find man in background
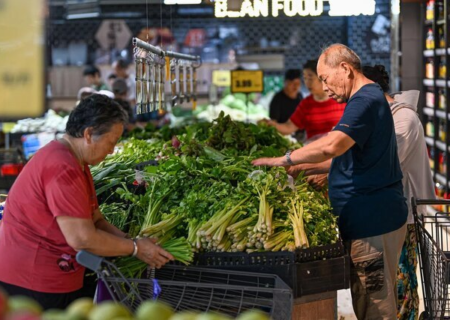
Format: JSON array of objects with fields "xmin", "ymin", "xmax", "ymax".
[
  {"xmin": 83, "ymin": 65, "xmax": 108, "ymax": 91},
  {"xmin": 269, "ymin": 69, "xmax": 302, "ymax": 123}
]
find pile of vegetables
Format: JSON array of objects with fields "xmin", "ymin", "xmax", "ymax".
[
  {"xmin": 169, "ymin": 91, "xmax": 268, "ymax": 125},
  {"xmin": 11, "ymin": 110, "xmax": 68, "ymax": 133},
  {"xmin": 92, "ymin": 112, "xmax": 338, "ymax": 277}
]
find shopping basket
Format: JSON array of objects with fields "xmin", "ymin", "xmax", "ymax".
[
  {"xmin": 76, "ymin": 250, "xmax": 293, "ymax": 319},
  {"xmin": 412, "ymin": 198, "xmax": 450, "ymax": 320}
]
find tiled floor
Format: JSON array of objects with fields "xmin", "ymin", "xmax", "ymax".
[{"xmin": 337, "ymin": 289, "xmax": 357, "ymax": 320}]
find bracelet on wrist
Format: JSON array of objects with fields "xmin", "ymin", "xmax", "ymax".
[
  {"xmin": 131, "ymin": 238, "xmax": 138, "ymax": 257},
  {"xmin": 285, "ymin": 150, "xmax": 295, "ymax": 166}
]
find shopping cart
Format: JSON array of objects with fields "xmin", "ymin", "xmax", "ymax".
[
  {"xmin": 412, "ymin": 198, "xmax": 450, "ymax": 319},
  {"xmin": 76, "ymin": 250, "xmax": 293, "ymax": 319}
]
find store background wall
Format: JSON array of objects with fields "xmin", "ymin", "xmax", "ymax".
[
  {"xmin": 348, "ymin": 0, "xmax": 391, "ymax": 70},
  {"xmin": 47, "ymin": 0, "xmax": 392, "ymax": 101},
  {"xmin": 400, "ymin": 2, "xmax": 423, "ymax": 91}
]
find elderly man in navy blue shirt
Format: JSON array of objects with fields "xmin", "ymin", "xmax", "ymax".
[{"xmin": 252, "ymin": 44, "xmax": 407, "ymax": 319}]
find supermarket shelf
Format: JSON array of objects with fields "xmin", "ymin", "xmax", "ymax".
[
  {"xmin": 423, "ymin": 79, "xmax": 448, "ymax": 87},
  {"xmin": 424, "ymin": 50, "xmax": 434, "ymax": 57},
  {"xmin": 436, "ymin": 173, "xmax": 448, "ymax": 186},
  {"xmin": 423, "ymin": 107, "xmax": 434, "ymax": 116},
  {"xmin": 437, "ymin": 110, "xmax": 447, "ymax": 119},
  {"xmin": 425, "ymin": 136, "xmax": 435, "ymax": 147},
  {"xmin": 436, "ymin": 140, "xmax": 447, "ymax": 152},
  {"xmin": 423, "ymin": 48, "xmax": 448, "ymax": 56},
  {"xmin": 438, "ymin": 19, "xmax": 446, "ymax": 25}
]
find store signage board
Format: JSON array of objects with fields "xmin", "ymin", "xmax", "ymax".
[
  {"xmin": 215, "ymin": 0, "xmax": 376, "ymax": 18},
  {"xmin": 212, "ymin": 70, "xmax": 231, "ymax": 87},
  {"xmin": 231, "ymin": 70, "xmax": 264, "ymax": 93},
  {"xmin": 0, "ymin": 0, "xmax": 45, "ymax": 120}
]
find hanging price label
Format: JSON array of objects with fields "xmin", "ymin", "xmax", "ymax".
[{"xmin": 230, "ymin": 70, "xmax": 264, "ymax": 93}]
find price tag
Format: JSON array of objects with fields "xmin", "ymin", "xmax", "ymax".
[
  {"xmin": 230, "ymin": 70, "xmax": 264, "ymax": 93},
  {"xmin": 212, "ymin": 70, "xmax": 231, "ymax": 87}
]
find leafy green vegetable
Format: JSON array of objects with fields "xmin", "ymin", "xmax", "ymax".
[{"xmin": 92, "ymin": 112, "xmax": 338, "ymax": 275}]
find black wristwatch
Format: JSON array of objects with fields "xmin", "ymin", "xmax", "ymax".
[{"xmin": 285, "ymin": 150, "xmax": 294, "ymax": 166}]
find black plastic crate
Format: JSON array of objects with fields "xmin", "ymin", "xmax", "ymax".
[{"xmin": 193, "ymin": 242, "xmax": 350, "ymax": 298}]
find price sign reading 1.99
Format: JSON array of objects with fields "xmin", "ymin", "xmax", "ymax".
[{"xmin": 231, "ymin": 70, "xmax": 264, "ymax": 93}]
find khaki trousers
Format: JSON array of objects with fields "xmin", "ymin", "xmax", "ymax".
[{"xmin": 344, "ymin": 223, "xmax": 407, "ymax": 320}]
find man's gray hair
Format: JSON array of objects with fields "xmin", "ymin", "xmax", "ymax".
[{"xmin": 320, "ymin": 44, "xmax": 362, "ymax": 71}]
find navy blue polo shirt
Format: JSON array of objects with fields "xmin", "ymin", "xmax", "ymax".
[{"xmin": 329, "ymin": 83, "xmax": 407, "ymax": 240}]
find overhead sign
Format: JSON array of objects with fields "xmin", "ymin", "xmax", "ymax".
[
  {"xmin": 231, "ymin": 70, "xmax": 264, "ymax": 93},
  {"xmin": 95, "ymin": 20, "xmax": 132, "ymax": 50},
  {"xmin": 165, "ymin": 0, "xmax": 201, "ymax": 4},
  {"xmin": 328, "ymin": 0, "xmax": 376, "ymax": 16},
  {"xmin": 0, "ymin": 0, "xmax": 45, "ymax": 120},
  {"xmin": 212, "ymin": 70, "xmax": 231, "ymax": 87},
  {"xmin": 215, "ymin": 0, "xmax": 376, "ymax": 18}
]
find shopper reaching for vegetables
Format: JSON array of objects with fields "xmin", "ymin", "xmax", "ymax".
[
  {"xmin": 253, "ymin": 44, "xmax": 408, "ymax": 320},
  {"xmin": 0, "ymin": 94, "xmax": 173, "ymax": 310}
]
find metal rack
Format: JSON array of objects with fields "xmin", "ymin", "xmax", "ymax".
[
  {"xmin": 133, "ymin": 38, "xmax": 201, "ymax": 62},
  {"xmin": 132, "ymin": 38, "xmax": 202, "ymax": 115}
]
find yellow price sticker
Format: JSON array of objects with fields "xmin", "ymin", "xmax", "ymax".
[
  {"xmin": 230, "ymin": 70, "xmax": 264, "ymax": 93},
  {"xmin": 212, "ymin": 70, "xmax": 231, "ymax": 87}
]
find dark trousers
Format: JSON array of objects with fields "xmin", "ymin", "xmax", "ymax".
[{"xmin": 0, "ymin": 271, "xmax": 97, "ymax": 310}]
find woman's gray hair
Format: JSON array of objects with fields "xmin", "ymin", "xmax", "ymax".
[
  {"xmin": 66, "ymin": 94, "xmax": 128, "ymax": 138},
  {"xmin": 321, "ymin": 44, "xmax": 362, "ymax": 71}
]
